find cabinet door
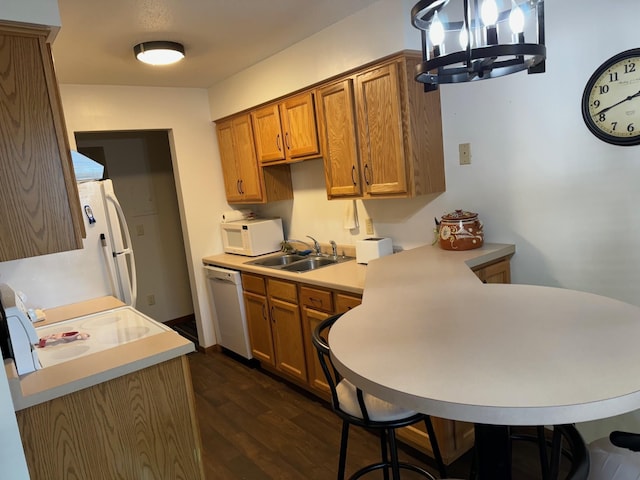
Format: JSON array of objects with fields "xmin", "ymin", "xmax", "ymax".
[
  {"xmin": 252, "ymin": 104, "xmax": 285, "ymax": 163},
  {"xmin": 316, "ymin": 80, "xmax": 362, "ymax": 198},
  {"xmin": 474, "ymin": 258, "xmax": 511, "ymax": 284},
  {"xmin": 270, "ymin": 297, "xmax": 307, "ymax": 382},
  {"xmin": 280, "ymin": 92, "xmax": 320, "ymax": 160},
  {"xmin": 355, "ymin": 62, "xmax": 408, "ymax": 196},
  {"xmin": 0, "ymin": 26, "xmax": 83, "ymax": 261},
  {"xmin": 216, "ymin": 115, "xmax": 263, "ymax": 203},
  {"xmin": 335, "ymin": 293, "xmax": 362, "ymax": 313},
  {"xmin": 301, "ymin": 307, "xmax": 331, "ymax": 395},
  {"xmin": 244, "ymin": 291, "xmax": 275, "ymax": 366}
]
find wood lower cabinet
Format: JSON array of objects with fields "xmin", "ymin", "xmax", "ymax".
[
  {"xmin": 0, "ymin": 23, "xmax": 84, "ymax": 261},
  {"xmin": 251, "ymin": 91, "xmax": 321, "ymax": 164},
  {"xmin": 216, "ymin": 113, "xmax": 293, "ymax": 204},
  {"xmin": 16, "ymin": 356, "xmax": 204, "ymax": 480},
  {"xmin": 473, "ymin": 257, "xmax": 512, "ymax": 284},
  {"xmin": 242, "ymin": 273, "xmax": 307, "ymax": 383}
]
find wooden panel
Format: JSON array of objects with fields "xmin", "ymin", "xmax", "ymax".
[
  {"xmin": 398, "ymin": 417, "xmax": 474, "ymax": 465},
  {"xmin": 300, "ymin": 285, "xmax": 333, "ymax": 313},
  {"xmin": 0, "ymin": 27, "xmax": 83, "ymax": 260},
  {"xmin": 267, "ymin": 278, "xmax": 298, "ymax": 303},
  {"xmin": 244, "ymin": 290, "xmax": 274, "ymax": 365},
  {"xmin": 216, "ymin": 119, "xmax": 243, "ymax": 202},
  {"xmin": 232, "ymin": 114, "xmax": 263, "ymax": 202},
  {"xmin": 473, "ymin": 258, "xmax": 512, "ymax": 284},
  {"xmin": 241, "ymin": 273, "xmax": 266, "ymax": 295},
  {"xmin": 316, "ymin": 79, "xmax": 362, "ymax": 198},
  {"xmin": 252, "ymin": 104, "xmax": 285, "ymax": 163},
  {"xmin": 280, "ymin": 92, "xmax": 320, "ymax": 160},
  {"xmin": 335, "ymin": 292, "xmax": 362, "ymax": 313},
  {"xmin": 301, "ymin": 307, "xmax": 331, "ymax": 396},
  {"xmin": 356, "ymin": 62, "xmax": 408, "ymax": 196},
  {"xmin": 16, "ymin": 357, "xmax": 204, "ymax": 480},
  {"xmin": 270, "ymin": 297, "xmax": 307, "ymax": 382}
]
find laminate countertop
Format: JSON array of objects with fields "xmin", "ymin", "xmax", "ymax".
[
  {"xmin": 202, "ymin": 243, "xmax": 515, "ymax": 295},
  {"xmin": 5, "ymin": 296, "xmax": 194, "ymax": 411}
]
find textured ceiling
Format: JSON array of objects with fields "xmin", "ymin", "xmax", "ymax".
[{"xmin": 51, "ymin": 0, "xmax": 380, "ymax": 88}]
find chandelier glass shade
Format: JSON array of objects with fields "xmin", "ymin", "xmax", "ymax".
[{"xmin": 411, "ymin": 0, "xmax": 546, "ymax": 90}]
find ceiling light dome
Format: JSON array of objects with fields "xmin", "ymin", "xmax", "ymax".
[{"xmin": 133, "ymin": 41, "xmax": 185, "ymax": 66}]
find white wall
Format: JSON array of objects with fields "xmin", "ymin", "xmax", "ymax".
[
  {"xmin": 0, "ymin": 0, "xmax": 60, "ymax": 27},
  {"xmin": 59, "ymin": 85, "xmax": 225, "ymax": 348},
  {"xmin": 206, "ymin": 0, "xmax": 640, "ymax": 441}
]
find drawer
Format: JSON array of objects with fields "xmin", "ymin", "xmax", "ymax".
[
  {"xmin": 300, "ymin": 286, "xmax": 333, "ymax": 312},
  {"xmin": 335, "ymin": 293, "xmax": 362, "ymax": 313},
  {"xmin": 267, "ymin": 278, "xmax": 298, "ymax": 303},
  {"xmin": 242, "ymin": 273, "xmax": 266, "ymax": 295}
]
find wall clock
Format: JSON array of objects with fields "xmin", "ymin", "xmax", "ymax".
[{"xmin": 581, "ymin": 48, "xmax": 640, "ymax": 146}]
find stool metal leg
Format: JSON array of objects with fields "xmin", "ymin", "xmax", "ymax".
[
  {"xmin": 424, "ymin": 416, "xmax": 448, "ymax": 478},
  {"xmin": 338, "ymin": 421, "xmax": 349, "ymax": 480},
  {"xmin": 381, "ymin": 429, "xmax": 390, "ymax": 480},
  {"xmin": 387, "ymin": 428, "xmax": 402, "ymax": 480}
]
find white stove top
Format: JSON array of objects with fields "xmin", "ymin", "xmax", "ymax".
[{"xmin": 35, "ymin": 307, "xmax": 171, "ymax": 368}]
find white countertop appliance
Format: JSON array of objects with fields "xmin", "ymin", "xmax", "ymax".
[
  {"xmin": 356, "ymin": 237, "xmax": 393, "ymax": 264},
  {"xmin": 0, "ymin": 284, "xmax": 41, "ymax": 375},
  {"xmin": 221, "ymin": 217, "xmax": 284, "ymax": 256}
]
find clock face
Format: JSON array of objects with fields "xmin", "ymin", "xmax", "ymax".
[{"xmin": 582, "ymin": 48, "xmax": 640, "ymax": 146}]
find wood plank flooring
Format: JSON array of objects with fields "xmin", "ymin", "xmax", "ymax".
[{"xmin": 188, "ymin": 350, "xmax": 556, "ymax": 479}]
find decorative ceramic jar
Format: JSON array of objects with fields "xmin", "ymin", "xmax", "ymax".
[{"xmin": 438, "ymin": 209, "xmax": 483, "ymax": 251}]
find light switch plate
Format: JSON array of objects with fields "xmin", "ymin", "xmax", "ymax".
[
  {"xmin": 459, "ymin": 143, "xmax": 471, "ymax": 165},
  {"xmin": 365, "ymin": 218, "xmax": 374, "ymax": 235}
]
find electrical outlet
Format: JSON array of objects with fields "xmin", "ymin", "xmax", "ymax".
[
  {"xmin": 365, "ymin": 218, "xmax": 374, "ymax": 235},
  {"xmin": 146, "ymin": 294, "xmax": 156, "ymax": 306},
  {"xmin": 459, "ymin": 143, "xmax": 471, "ymax": 165},
  {"xmin": 136, "ymin": 224, "xmax": 145, "ymax": 236}
]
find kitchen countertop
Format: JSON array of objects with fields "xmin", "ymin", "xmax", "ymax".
[
  {"xmin": 5, "ymin": 296, "xmax": 194, "ymax": 411},
  {"xmin": 202, "ymin": 243, "xmax": 515, "ymax": 295}
]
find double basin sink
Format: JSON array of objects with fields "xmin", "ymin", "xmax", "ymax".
[{"xmin": 247, "ymin": 253, "xmax": 353, "ymax": 273}]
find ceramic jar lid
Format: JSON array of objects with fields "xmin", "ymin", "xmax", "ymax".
[{"xmin": 441, "ymin": 209, "xmax": 478, "ymax": 222}]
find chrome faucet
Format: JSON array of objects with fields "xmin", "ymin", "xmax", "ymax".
[
  {"xmin": 330, "ymin": 240, "xmax": 338, "ymax": 258},
  {"xmin": 307, "ymin": 235, "xmax": 321, "ymax": 255}
]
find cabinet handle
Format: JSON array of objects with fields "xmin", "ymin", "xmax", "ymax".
[
  {"xmin": 285, "ymin": 132, "xmax": 291, "ymax": 150},
  {"xmin": 364, "ymin": 164, "xmax": 371, "ymax": 185},
  {"xmin": 270, "ymin": 306, "xmax": 275, "ymax": 322},
  {"xmin": 276, "ymin": 134, "xmax": 282, "ymax": 152},
  {"xmin": 351, "ymin": 165, "xmax": 357, "ymax": 186},
  {"xmin": 309, "ymin": 297, "xmax": 323, "ymax": 307},
  {"xmin": 236, "ymin": 179, "xmax": 242, "ymax": 194},
  {"xmin": 262, "ymin": 304, "xmax": 267, "ymax": 320},
  {"xmin": 238, "ymin": 179, "xmax": 244, "ymax": 194}
]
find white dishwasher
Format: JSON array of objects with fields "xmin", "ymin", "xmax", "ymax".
[{"xmin": 204, "ymin": 265, "xmax": 252, "ymax": 359}]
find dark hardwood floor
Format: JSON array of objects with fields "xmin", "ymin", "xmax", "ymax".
[{"xmin": 188, "ymin": 350, "xmax": 556, "ymax": 479}]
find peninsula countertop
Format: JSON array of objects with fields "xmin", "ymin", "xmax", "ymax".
[
  {"xmin": 5, "ymin": 296, "xmax": 194, "ymax": 410},
  {"xmin": 202, "ymin": 243, "xmax": 515, "ymax": 295},
  {"xmin": 329, "ymin": 243, "xmax": 640, "ymax": 427}
]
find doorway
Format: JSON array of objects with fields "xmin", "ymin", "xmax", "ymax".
[{"xmin": 75, "ymin": 130, "xmax": 196, "ymax": 342}]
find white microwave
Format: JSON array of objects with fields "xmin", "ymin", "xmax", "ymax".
[{"xmin": 221, "ymin": 218, "xmax": 284, "ymax": 256}]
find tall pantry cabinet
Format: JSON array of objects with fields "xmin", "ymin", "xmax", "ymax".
[{"xmin": 0, "ymin": 23, "xmax": 84, "ymax": 261}]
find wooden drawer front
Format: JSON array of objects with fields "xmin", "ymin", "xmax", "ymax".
[
  {"xmin": 300, "ymin": 286, "xmax": 333, "ymax": 312},
  {"xmin": 242, "ymin": 273, "xmax": 266, "ymax": 295},
  {"xmin": 267, "ymin": 278, "xmax": 298, "ymax": 303},
  {"xmin": 335, "ymin": 293, "xmax": 362, "ymax": 313}
]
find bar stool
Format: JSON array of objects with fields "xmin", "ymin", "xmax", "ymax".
[{"xmin": 312, "ymin": 313, "xmax": 448, "ymax": 480}]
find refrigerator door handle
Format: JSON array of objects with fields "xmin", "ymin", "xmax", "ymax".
[{"xmin": 105, "ymin": 192, "xmax": 138, "ymax": 307}]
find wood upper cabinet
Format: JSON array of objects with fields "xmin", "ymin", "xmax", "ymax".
[
  {"xmin": 216, "ymin": 114, "xmax": 293, "ymax": 204},
  {"xmin": 0, "ymin": 24, "xmax": 84, "ymax": 261},
  {"xmin": 251, "ymin": 92, "xmax": 321, "ymax": 164},
  {"xmin": 318, "ymin": 53, "xmax": 445, "ymax": 200},
  {"xmin": 315, "ymin": 79, "xmax": 362, "ymax": 198}
]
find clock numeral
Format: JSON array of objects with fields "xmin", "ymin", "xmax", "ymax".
[
  {"xmin": 599, "ymin": 85, "xmax": 610, "ymax": 94},
  {"xmin": 598, "ymin": 113, "xmax": 606, "ymax": 122},
  {"xmin": 609, "ymin": 72, "xmax": 619, "ymax": 82},
  {"xmin": 593, "ymin": 99, "xmax": 601, "ymax": 108},
  {"xmin": 628, "ymin": 123, "xmax": 635, "ymax": 133},
  {"xmin": 625, "ymin": 62, "xmax": 636, "ymax": 74},
  {"xmin": 611, "ymin": 121, "xmax": 618, "ymax": 131}
]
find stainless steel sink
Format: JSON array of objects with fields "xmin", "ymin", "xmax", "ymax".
[
  {"xmin": 248, "ymin": 254, "xmax": 307, "ymax": 267},
  {"xmin": 246, "ymin": 253, "xmax": 353, "ymax": 273},
  {"xmin": 281, "ymin": 256, "xmax": 338, "ymax": 272}
]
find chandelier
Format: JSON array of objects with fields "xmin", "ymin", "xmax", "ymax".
[{"xmin": 411, "ymin": 0, "xmax": 546, "ymax": 90}]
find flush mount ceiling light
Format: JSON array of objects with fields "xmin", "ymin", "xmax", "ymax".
[
  {"xmin": 133, "ymin": 41, "xmax": 185, "ymax": 66},
  {"xmin": 411, "ymin": 0, "xmax": 546, "ymax": 91}
]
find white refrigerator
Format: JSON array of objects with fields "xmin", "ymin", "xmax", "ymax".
[{"xmin": 0, "ymin": 179, "xmax": 137, "ymax": 310}]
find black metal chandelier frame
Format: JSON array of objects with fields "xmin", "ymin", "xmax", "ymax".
[{"xmin": 411, "ymin": 0, "xmax": 546, "ymax": 89}]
